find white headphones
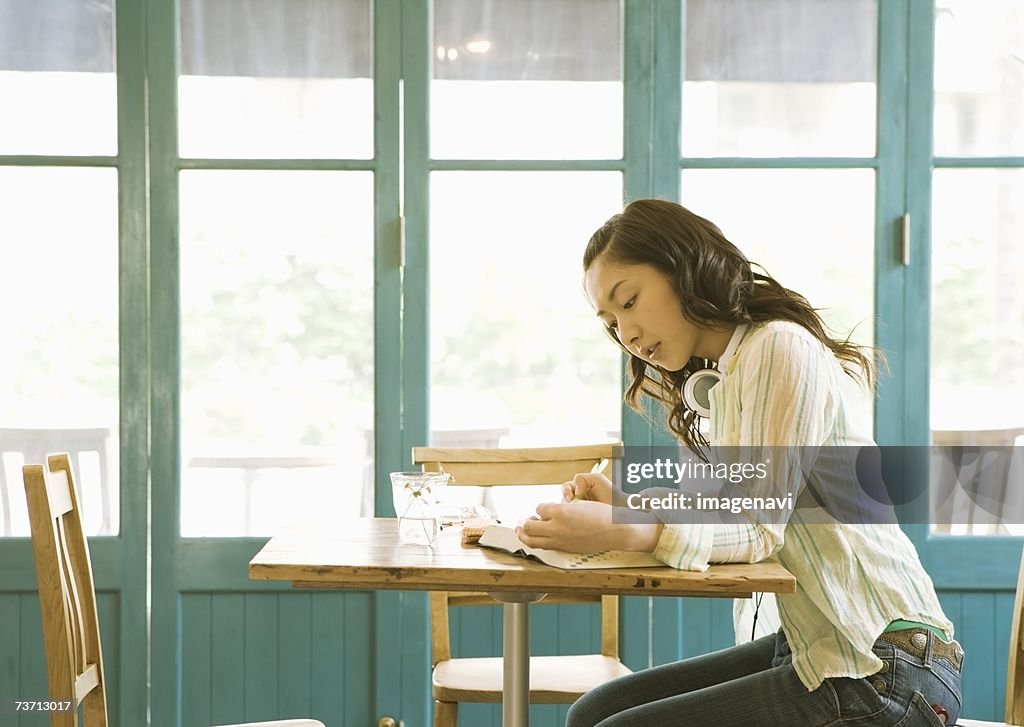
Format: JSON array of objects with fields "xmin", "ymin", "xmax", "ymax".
[{"xmin": 682, "ymin": 368, "xmax": 723, "ymax": 419}]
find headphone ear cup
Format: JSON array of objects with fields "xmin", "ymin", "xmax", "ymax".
[{"xmin": 683, "ymin": 368, "xmax": 723, "ymax": 418}]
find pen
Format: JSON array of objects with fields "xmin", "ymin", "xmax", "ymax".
[{"xmin": 572, "ymin": 458, "xmax": 609, "ymax": 501}]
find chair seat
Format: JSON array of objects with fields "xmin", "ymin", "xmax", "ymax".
[
  {"xmin": 956, "ymin": 720, "xmax": 1012, "ymax": 726},
  {"xmin": 212, "ymin": 721, "xmax": 326, "ymax": 727},
  {"xmin": 433, "ymin": 654, "xmax": 632, "ymax": 704}
]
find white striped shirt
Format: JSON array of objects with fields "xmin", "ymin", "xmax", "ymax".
[{"xmin": 652, "ymin": 320, "xmax": 953, "ymax": 691}]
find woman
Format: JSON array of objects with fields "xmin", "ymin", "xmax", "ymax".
[{"xmin": 516, "ymin": 199, "xmax": 963, "ymax": 726}]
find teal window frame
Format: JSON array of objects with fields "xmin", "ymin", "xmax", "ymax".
[{"xmin": 3, "ymin": 1, "xmax": 1018, "ymax": 724}]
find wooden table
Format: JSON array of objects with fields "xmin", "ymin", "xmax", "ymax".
[{"xmin": 249, "ymin": 518, "xmax": 796, "ymax": 727}]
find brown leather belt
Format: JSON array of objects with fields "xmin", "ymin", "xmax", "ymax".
[{"xmin": 876, "ymin": 627, "xmax": 964, "ymax": 672}]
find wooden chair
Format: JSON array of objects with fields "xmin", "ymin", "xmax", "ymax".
[
  {"xmin": 956, "ymin": 544, "xmax": 1024, "ymax": 726},
  {"xmin": 23, "ymin": 453, "xmax": 325, "ymax": 727},
  {"xmin": 412, "ymin": 443, "xmax": 631, "ymax": 727}
]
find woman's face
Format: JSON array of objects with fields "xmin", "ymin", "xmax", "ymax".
[{"xmin": 584, "ymin": 256, "xmax": 731, "ymax": 371}]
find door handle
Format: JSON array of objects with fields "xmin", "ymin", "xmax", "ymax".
[{"xmin": 901, "ymin": 213, "xmax": 910, "ymax": 266}]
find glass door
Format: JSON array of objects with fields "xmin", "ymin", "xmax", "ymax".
[
  {"xmin": 149, "ymin": 1, "xmax": 391, "ymax": 725},
  {"xmin": 413, "ymin": 2, "xmax": 626, "ymax": 723},
  {"xmin": 918, "ymin": 1, "xmax": 1024, "ymax": 719},
  {"xmin": 0, "ymin": 1, "xmax": 149, "ymax": 722},
  {"xmin": 668, "ymin": 0, "xmax": 882, "ymax": 655},
  {"xmin": 928, "ymin": 0, "xmax": 1024, "ymax": 536}
]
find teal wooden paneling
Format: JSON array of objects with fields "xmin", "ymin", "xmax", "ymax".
[
  {"xmin": 678, "ymin": 597, "xmax": 734, "ymax": 662},
  {"xmin": 713, "ymin": 600, "xmax": 736, "ymax": 653},
  {"xmin": 653, "ymin": 597, "xmax": 681, "ymax": 666},
  {"xmin": 681, "ymin": 598, "xmax": 712, "ymax": 660},
  {"xmin": 310, "ymin": 594, "xmax": 348, "ymax": 723},
  {"xmin": 0, "ymin": 593, "xmax": 119, "ymax": 727},
  {"xmin": 211, "ymin": 595, "xmax": 246, "ymax": 724},
  {"xmin": 961, "ymin": 593, "xmax": 999, "ymax": 720},
  {"xmin": 0, "ymin": 594, "xmax": 43, "ymax": 727},
  {"xmin": 936, "ymin": 590, "xmax": 961, "ymax": 641},
  {"xmin": 339, "ymin": 593, "xmax": 374, "ymax": 726},
  {"xmin": 457, "ymin": 697, "xmax": 497, "ymax": 725},
  {"xmin": 243, "ymin": 595, "xmax": 280, "ymax": 722},
  {"xmin": 0, "ymin": 595, "xmax": 20, "ymax": 705},
  {"xmin": 365, "ymin": 591, "xmax": 431, "ymax": 725},
  {"xmin": 344, "ymin": 593, "xmax": 376, "ymax": 727},
  {"xmin": 181, "ymin": 594, "xmax": 212, "ymax": 726},
  {"xmin": 936, "ymin": 589, "xmax": 1017, "ymax": 723},
  {"xmin": 553, "ymin": 604, "xmax": 599, "ymax": 655},
  {"xmin": 278, "ymin": 595, "xmax": 313, "ymax": 718},
  {"xmin": 96, "ymin": 593, "xmax": 121, "ymax": 727},
  {"xmin": 17, "ymin": 595, "xmax": 47, "ymax": 727},
  {"xmin": 178, "ymin": 592, "xmax": 370, "ymax": 727}
]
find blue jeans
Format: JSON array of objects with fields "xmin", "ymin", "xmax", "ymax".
[{"xmin": 566, "ymin": 629, "xmax": 962, "ymax": 726}]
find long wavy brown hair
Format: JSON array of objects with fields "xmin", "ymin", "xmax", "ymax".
[{"xmin": 584, "ymin": 199, "xmax": 880, "ymax": 457}]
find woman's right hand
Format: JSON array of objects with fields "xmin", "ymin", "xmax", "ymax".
[{"xmin": 561, "ymin": 472, "xmax": 616, "ymax": 505}]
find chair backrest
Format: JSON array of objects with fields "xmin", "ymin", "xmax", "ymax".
[
  {"xmin": 23, "ymin": 454, "xmax": 108, "ymax": 727},
  {"xmin": 411, "ymin": 443, "xmax": 622, "ymax": 666}
]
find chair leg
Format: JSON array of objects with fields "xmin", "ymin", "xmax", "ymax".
[{"xmin": 433, "ymin": 700, "xmax": 457, "ymax": 727}]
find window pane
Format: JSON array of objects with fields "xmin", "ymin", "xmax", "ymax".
[
  {"xmin": 180, "ymin": 171, "xmax": 373, "ymax": 536},
  {"xmin": 178, "ymin": 0, "xmax": 372, "ymax": 159},
  {"xmin": 931, "ymin": 170, "xmax": 1024, "ymax": 432},
  {"xmin": 683, "ymin": 0, "xmax": 877, "ymax": 157},
  {"xmin": 431, "ymin": 0, "xmax": 622, "ymax": 159},
  {"xmin": 430, "ymin": 172, "xmax": 622, "ymax": 520},
  {"xmin": 0, "ymin": 0, "xmax": 116, "ymax": 155},
  {"xmin": 0, "ymin": 168, "xmax": 119, "ymax": 537},
  {"xmin": 934, "ymin": 0, "xmax": 1024, "ymax": 156},
  {"xmin": 930, "ymin": 170, "xmax": 1024, "ymax": 535},
  {"xmin": 680, "ymin": 170, "xmax": 876, "ymax": 362}
]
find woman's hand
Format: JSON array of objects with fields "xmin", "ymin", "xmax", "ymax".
[
  {"xmin": 560, "ymin": 472, "xmax": 616, "ymax": 505},
  {"xmin": 516, "ymin": 500, "xmax": 663, "ymax": 554}
]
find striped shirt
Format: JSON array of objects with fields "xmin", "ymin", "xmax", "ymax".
[{"xmin": 651, "ymin": 320, "xmax": 953, "ymax": 691}]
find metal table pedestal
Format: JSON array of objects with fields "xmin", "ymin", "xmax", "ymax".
[{"xmin": 491, "ymin": 592, "xmax": 547, "ymax": 727}]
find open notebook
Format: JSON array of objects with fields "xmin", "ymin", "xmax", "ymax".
[{"xmin": 477, "ymin": 525, "xmax": 664, "ymax": 570}]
